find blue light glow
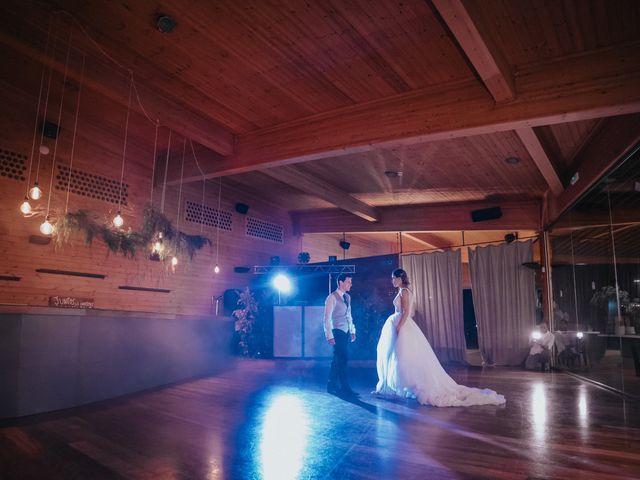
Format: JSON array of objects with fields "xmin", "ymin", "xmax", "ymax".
[
  {"xmin": 259, "ymin": 394, "xmax": 309, "ymax": 480},
  {"xmin": 272, "ymin": 274, "xmax": 292, "ymax": 294}
]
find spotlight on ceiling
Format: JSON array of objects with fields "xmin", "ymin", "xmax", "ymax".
[
  {"xmin": 505, "ymin": 156, "xmax": 520, "ymax": 165},
  {"xmin": 339, "ymin": 240, "xmax": 350, "ymax": 250},
  {"xmin": 504, "ymin": 232, "xmax": 517, "ymax": 244},
  {"xmin": 156, "ymin": 14, "xmax": 177, "ymax": 33}
]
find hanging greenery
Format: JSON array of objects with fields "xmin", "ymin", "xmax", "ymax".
[{"xmin": 53, "ymin": 206, "xmax": 211, "ymax": 261}]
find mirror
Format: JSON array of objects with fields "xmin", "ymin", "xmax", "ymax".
[{"xmin": 550, "ymin": 146, "xmax": 640, "ymax": 398}]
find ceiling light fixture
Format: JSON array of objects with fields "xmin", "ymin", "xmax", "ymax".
[
  {"xmin": 505, "ymin": 157, "xmax": 520, "ymax": 165},
  {"xmin": 384, "ymin": 170, "xmax": 403, "ymax": 178}
]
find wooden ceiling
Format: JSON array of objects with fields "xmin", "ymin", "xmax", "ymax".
[{"xmin": 3, "ymin": 0, "xmax": 640, "ymax": 235}]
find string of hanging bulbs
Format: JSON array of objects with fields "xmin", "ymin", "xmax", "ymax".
[{"xmin": 18, "ymin": 12, "xmax": 226, "ymax": 278}]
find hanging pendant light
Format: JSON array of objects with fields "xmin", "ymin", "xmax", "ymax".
[
  {"xmin": 29, "ymin": 182, "xmax": 43, "ymax": 200},
  {"xmin": 171, "ymin": 138, "xmax": 186, "ymax": 273},
  {"xmin": 20, "ymin": 197, "xmax": 32, "ymax": 215},
  {"xmin": 113, "ymin": 211, "xmax": 124, "ymax": 227},
  {"xmin": 213, "ymin": 177, "xmax": 222, "ymax": 276},
  {"xmin": 40, "ymin": 216, "xmax": 54, "ymax": 235},
  {"xmin": 115, "ymin": 77, "xmax": 133, "ymax": 233},
  {"xmin": 40, "ymin": 28, "xmax": 73, "ymax": 238},
  {"xmin": 153, "ymin": 232, "xmax": 164, "ymax": 253}
]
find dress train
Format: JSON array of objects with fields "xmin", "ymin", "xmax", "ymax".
[{"xmin": 375, "ymin": 302, "xmax": 505, "ymax": 407}]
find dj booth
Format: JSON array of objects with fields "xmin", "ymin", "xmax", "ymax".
[{"xmin": 273, "ymin": 305, "xmax": 333, "ymax": 358}]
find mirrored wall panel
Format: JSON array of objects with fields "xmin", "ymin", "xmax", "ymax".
[{"xmin": 550, "ymin": 145, "xmax": 640, "ymax": 398}]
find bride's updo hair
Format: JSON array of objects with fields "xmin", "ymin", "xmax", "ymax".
[{"xmin": 392, "ymin": 268, "xmax": 410, "ymax": 287}]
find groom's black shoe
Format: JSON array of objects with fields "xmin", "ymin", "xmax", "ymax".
[
  {"xmin": 327, "ymin": 383, "xmax": 340, "ymax": 395},
  {"xmin": 339, "ymin": 387, "xmax": 360, "ymax": 398}
]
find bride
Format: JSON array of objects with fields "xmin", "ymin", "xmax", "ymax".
[{"xmin": 374, "ymin": 268, "xmax": 506, "ymax": 407}]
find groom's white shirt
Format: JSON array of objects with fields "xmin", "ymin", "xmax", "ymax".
[{"xmin": 323, "ymin": 288, "xmax": 355, "ymax": 341}]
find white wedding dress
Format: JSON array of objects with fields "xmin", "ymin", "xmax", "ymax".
[{"xmin": 375, "ymin": 288, "xmax": 505, "ymax": 407}]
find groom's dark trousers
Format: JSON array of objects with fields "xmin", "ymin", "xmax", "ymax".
[{"xmin": 328, "ymin": 329, "xmax": 350, "ymax": 390}]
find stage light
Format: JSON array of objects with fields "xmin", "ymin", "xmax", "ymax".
[
  {"xmin": 272, "ymin": 274, "xmax": 292, "ymax": 294},
  {"xmin": 531, "ymin": 331, "xmax": 542, "ymax": 340},
  {"xmin": 576, "ymin": 331, "xmax": 584, "ymax": 339},
  {"xmin": 214, "ymin": 264, "xmax": 220, "ymax": 274}
]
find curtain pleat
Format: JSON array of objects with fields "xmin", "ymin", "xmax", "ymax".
[
  {"xmin": 469, "ymin": 240, "xmax": 536, "ymax": 366},
  {"xmin": 401, "ymin": 250, "xmax": 466, "ymax": 364}
]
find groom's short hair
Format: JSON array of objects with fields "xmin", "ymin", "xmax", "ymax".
[{"xmin": 336, "ymin": 273, "xmax": 352, "ymax": 287}]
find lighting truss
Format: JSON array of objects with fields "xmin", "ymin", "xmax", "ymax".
[{"xmin": 252, "ymin": 264, "xmax": 356, "ymax": 274}]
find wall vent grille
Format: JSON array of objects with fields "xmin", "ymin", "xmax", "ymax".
[
  {"xmin": 0, "ymin": 148, "xmax": 27, "ymax": 182},
  {"xmin": 246, "ymin": 217, "xmax": 284, "ymax": 243},
  {"xmin": 55, "ymin": 165, "xmax": 128, "ymax": 205},
  {"xmin": 184, "ymin": 200, "xmax": 232, "ymax": 231}
]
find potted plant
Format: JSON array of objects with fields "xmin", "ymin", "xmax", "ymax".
[
  {"xmin": 589, "ymin": 286, "xmax": 630, "ymax": 335},
  {"xmin": 233, "ymin": 287, "xmax": 259, "ymax": 356}
]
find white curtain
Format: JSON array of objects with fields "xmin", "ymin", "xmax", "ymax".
[
  {"xmin": 469, "ymin": 240, "xmax": 536, "ymax": 366},
  {"xmin": 401, "ymin": 250, "xmax": 467, "ymax": 364}
]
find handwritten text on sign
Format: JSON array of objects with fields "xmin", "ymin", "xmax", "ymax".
[{"xmin": 49, "ymin": 296, "xmax": 95, "ymax": 309}]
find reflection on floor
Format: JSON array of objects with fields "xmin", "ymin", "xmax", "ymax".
[
  {"xmin": 1, "ymin": 359, "xmax": 639, "ymax": 479},
  {"xmin": 561, "ymin": 349, "xmax": 640, "ymax": 399}
]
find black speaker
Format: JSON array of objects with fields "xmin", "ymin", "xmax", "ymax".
[
  {"xmin": 41, "ymin": 121, "xmax": 60, "ymax": 139},
  {"xmin": 339, "ymin": 240, "xmax": 351, "ymax": 250},
  {"xmin": 235, "ymin": 203, "xmax": 249, "ymax": 214},
  {"xmin": 223, "ymin": 289, "xmax": 240, "ymax": 315},
  {"xmin": 470, "ymin": 206, "xmax": 502, "ymax": 222}
]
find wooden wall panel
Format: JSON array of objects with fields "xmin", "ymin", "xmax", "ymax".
[
  {"xmin": 0, "ymin": 72, "xmax": 298, "ymax": 316},
  {"xmin": 301, "ymin": 233, "xmax": 395, "ymax": 264}
]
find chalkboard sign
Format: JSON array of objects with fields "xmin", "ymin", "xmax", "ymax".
[{"xmin": 49, "ymin": 296, "xmax": 95, "ymax": 309}]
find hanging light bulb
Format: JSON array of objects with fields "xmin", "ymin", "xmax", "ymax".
[
  {"xmin": 152, "ymin": 232, "xmax": 164, "ymax": 253},
  {"xmin": 20, "ymin": 197, "xmax": 32, "ymax": 215},
  {"xmin": 29, "ymin": 182, "xmax": 42, "ymax": 200},
  {"xmin": 39, "ymin": 216, "xmax": 53, "ymax": 235},
  {"xmin": 171, "ymin": 256, "xmax": 178, "ymax": 267},
  {"xmin": 113, "ymin": 211, "xmax": 124, "ymax": 228},
  {"xmin": 214, "ymin": 264, "xmax": 220, "ymax": 274},
  {"xmin": 39, "ymin": 144, "xmax": 50, "ymax": 155}
]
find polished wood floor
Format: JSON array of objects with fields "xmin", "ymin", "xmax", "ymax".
[{"xmin": 1, "ymin": 359, "xmax": 640, "ymax": 479}]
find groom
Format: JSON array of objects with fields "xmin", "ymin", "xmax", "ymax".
[{"xmin": 323, "ymin": 273, "xmax": 358, "ymax": 397}]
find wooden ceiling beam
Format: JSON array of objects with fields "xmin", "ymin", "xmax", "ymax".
[
  {"xmin": 551, "ymin": 212, "xmax": 640, "ymax": 232},
  {"xmin": 261, "ymin": 166, "xmax": 380, "ymax": 222},
  {"xmin": 0, "ymin": 30, "xmax": 235, "ymax": 157},
  {"xmin": 402, "ymin": 233, "xmax": 438, "ymax": 250},
  {"xmin": 432, "ymin": 1, "xmax": 568, "ymax": 200},
  {"xmin": 292, "ymin": 200, "xmax": 540, "ymax": 234},
  {"xmin": 172, "ymin": 43, "xmax": 640, "ymax": 183},
  {"xmin": 432, "ymin": 0, "xmax": 514, "ymax": 102},
  {"xmin": 404, "ymin": 232, "xmax": 455, "ymax": 249},
  {"xmin": 515, "ymin": 127, "xmax": 564, "ymax": 196},
  {"xmin": 547, "ymin": 114, "xmax": 640, "ymax": 225}
]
